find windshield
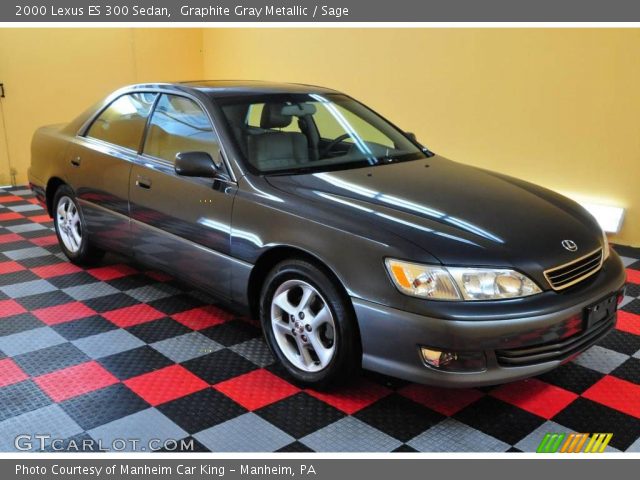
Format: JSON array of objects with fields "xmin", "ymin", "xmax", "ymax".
[{"xmin": 216, "ymin": 93, "xmax": 428, "ymax": 175}]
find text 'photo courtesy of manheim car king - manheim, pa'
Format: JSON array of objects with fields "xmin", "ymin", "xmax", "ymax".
[{"xmin": 28, "ymin": 80, "xmax": 625, "ymax": 389}]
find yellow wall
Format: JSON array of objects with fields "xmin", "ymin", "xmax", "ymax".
[
  {"xmin": 0, "ymin": 28, "xmax": 638, "ymax": 246},
  {"xmin": 203, "ymin": 29, "xmax": 640, "ymax": 246},
  {"xmin": 0, "ymin": 28, "xmax": 203, "ymax": 186}
]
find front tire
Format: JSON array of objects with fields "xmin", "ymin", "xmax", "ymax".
[
  {"xmin": 260, "ymin": 259, "xmax": 360, "ymax": 388},
  {"xmin": 53, "ymin": 185, "xmax": 104, "ymax": 266}
]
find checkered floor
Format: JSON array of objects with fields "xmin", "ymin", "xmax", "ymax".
[{"xmin": 1, "ymin": 186, "xmax": 639, "ymax": 452}]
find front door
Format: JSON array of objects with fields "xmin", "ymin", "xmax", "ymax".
[{"xmin": 129, "ymin": 93, "xmax": 237, "ymax": 299}]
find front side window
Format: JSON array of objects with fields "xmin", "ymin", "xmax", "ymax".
[
  {"xmin": 87, "ymin": 93, "xmax": 157, "ymax": 150},
  {"xmin": 143, "ymin": 94, "xmax": 219, "ymax": 164},
  {"xmin": 217, "ymin": 93, "xmax": 427, "ymax": 174}
]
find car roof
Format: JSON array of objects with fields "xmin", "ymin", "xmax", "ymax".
[{"xmin": 129, "ymin": 80, "xmax": 340, "ymax": 97}]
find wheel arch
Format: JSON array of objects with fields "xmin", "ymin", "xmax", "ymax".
[
  {"xmin": 246, "ymin": 245, "xmax": 353, "ymax": 322},
  {"xmin": 45, "ymin": 177, "xmax": 68, "ymax": 217}
]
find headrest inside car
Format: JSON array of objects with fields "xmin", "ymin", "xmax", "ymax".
[{"xmin": 260, "ymin": 103, "xmax": 292, "ymax": 129}]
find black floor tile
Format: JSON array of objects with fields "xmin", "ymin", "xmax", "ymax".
[
  {"xmin": 536, "ymin": 362, "xmax": 605, "ymax": 394},
  {"xmin": 182, "ymin": 350, "xmax": 258, "ymax": 385},
  {"xmin": 126, "ymin": 318, "xmax": 191, "ymax": 344},
  {"xmin": 0, "ymin": 270, "xmax": 39, "ymax": 286},
  {"xmin": 0, "ymin": 312, "xmax": 45, "ymax": 337},
  {"xmin": 16, "ymin": 290, "xmax": 75, "ymax": 310},
  {"xmin": 610, "ymin": 357, "xmax": 640, "ymax": 385},
  {"xmin": 158, "ymin": 388, "xmax": 247, "ymax": 434},
  {"xmin": 454, "ymin": 396, "xmax": 545, "ymax": 445},
  {"xmin": 83, "ymin": 293, "xmax": 141, "ymax": 313},
  {"xmin": 149, "ymin": 294, "xmax": 205, "ymax": 315},
  {"xmin": 597, "ymin": 329, "xmax": 640, "ymax": 356},
  {"xmin": 255, "ymin": 392, "xmax": 345, "ymax": 439},
  {"xmin": 354, "ymin": 394, "xmax": 445, "ymax": 442},
  {"xmin": 200, "ymin": 320, "xmax": 262, "ymax": 347},
  {"xmin": 553, "ymin": 397, "xmax": 640, "ymax": 451},
  {"xmin": 52, "ymin": 315, "xmax": 118, "ymax": 341},
  {"xmin": 0, "ymin": 380, "xmax": 52, "ymax": 422},
  {"xmin": 48, "ymin": 272, "xmax": 100, "ymax": 289},
  {"xmin": 99, "ymin": 346, "xmax": 173, "ymax": 380},
  {"xmin": 60, "ymin": 383, "xmax": 149, "ymax": 431},
  {"xmin": 277, "ymin": 441, "xmax": 315, "ymax": 452},
  {"xmin": 13, "ymin": 342, "xmax": 89, "ymax": 377}
]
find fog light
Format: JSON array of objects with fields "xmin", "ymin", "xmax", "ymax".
[{"xmin": 420, "ymin": 347, "xmax": 486, "ymax": 372}]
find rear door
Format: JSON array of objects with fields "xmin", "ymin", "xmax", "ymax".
[
  {"xmin": 129, "ymin": 93, "xmax": 237, "ymax": 298},
  {"xmin": 67, "ymin": 92, "xmax": 157, "ymax": 254}
]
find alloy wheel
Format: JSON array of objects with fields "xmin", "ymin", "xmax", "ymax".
[
  {"xmin": 270, "ymin": 279, "xmax": 337, "ymax": 372},
  {"xmin": 56, "ymin": 195, "xmax": 82, "ymax": 253}
]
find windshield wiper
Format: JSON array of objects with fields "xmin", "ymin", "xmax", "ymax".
[{"xmin": 265, "ymin": 166, "xmax": 320, "ymax": 176}]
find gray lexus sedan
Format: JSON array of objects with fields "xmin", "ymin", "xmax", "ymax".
[{"xmin": 28, "ymin": 81, "xmax": 626, "ymax": 387}]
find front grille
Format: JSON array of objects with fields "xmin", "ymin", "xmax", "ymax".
[
  {"xmin": 496, "ymin": 314, "xmax": 614, "ymax": 367},
  {"xmin": 544, "ymin": 248, "xmax": 603, "ymax": 291}
]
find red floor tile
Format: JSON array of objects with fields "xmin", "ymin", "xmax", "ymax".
[
  {"xmin": 88, "ymin": 264, "xmax": 138, "ymax": 281},
  {"xmin": 124, "ymin": 364, "xmax": 208, "ymax": 406},
  {"xmin": 583, "ymin": 376, "xmax": 640, "ymax": 419},
  {"xmin": 0, "ymin": 233, "xmax": 23, "ymax": 244},
  {"xmin": 102, "ymin": 304, "xmax": 165, "ymax": 328},
  {"xmin": 0, "ymin": 358, "xmax": 28, "ymax": 388},
  {"xmin": 214, "ymin": 369, "xmax": 300, "ymax": 410},
  {"xmin": 399, "ymin": 383, "xmax": 485, "ymax": 416},
  {"xmin": 34, "ymin": 361, "xmax": 119, "ymax": 402},
  {"xmin": 491, "ymin": 378, "xmax": 578, "ymax": 419},
  {"xmin": 627, "ymin": 268, "xmax": 640, "ymax": 285},
  {"xmin": 307, "ymin": 378, "xmax": 392, "ymax": 414},
  {"xmin": 0, "ymin": 195, "xmax": 23, "ymax": 203},
  {"xmin": 28, "ymin": 214, "xmax": 53, "ymax": 223},
  {"xmin": 172, "ymin": 305, "xmax": 233, "ymax": 330},
  {"xmin": 617, "ymin": 310, "xmax": 640, "ymax": 336},
  {"xmin": 0, "ymin": 261, "xmax": 25, "ymax": 275},
  {"xmin": 0, "ymin": 299, "xmax": 27, "ymax": 318},
  {"xmin": 32, "ymin": 262, "xmax": 82, "ymax": 279},
  {"xmin": 32, "ymin": 301, "xmax": 97, "ymax": 325},
  {"xmin": 0, "ymin": 212, "xmax": 22, "ymax": 221},
  {"xmin": 29, "ymin": 235, "xmax": 59, "ymax": 246}
]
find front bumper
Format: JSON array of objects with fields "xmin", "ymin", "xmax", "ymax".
[{"xmin": 353, "ymin": 252, "xmax": 626, "ymax": 387}]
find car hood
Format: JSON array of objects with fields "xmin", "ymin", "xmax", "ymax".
[{"xmin": 264, "ymin": 156, "xmax": 603, "ymax": 275}]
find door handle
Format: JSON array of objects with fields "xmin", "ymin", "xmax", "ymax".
[
  {"xmin": 70, "ymin": 157, "xmax": 81, "ymax": 167},
  {"xmin": 136, "ymin": 175, "xmax": 152, "ymax": 189}
]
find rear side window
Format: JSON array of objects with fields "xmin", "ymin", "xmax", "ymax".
[
  {"xmin": 86, "ymin": 93, "xmax": 157, "ymax": 150},
  {"xmin": 143, "ymin": 94, "xmax": 219, "ymax": 164}
]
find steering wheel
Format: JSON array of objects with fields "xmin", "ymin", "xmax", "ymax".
[{"xmin": 320, "ymin": 133, "xmax": 351, "ymax": 158}]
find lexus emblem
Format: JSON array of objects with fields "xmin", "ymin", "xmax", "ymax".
[{"xmin": 561, "ymin": 239, "xmax": 578, "ymax": 252}]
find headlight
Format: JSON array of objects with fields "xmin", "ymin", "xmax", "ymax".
[
  {"xmin": 601, "ymin": 228, "xmax": 610, "ymax": 260},
  {"xmin": 385, "ymin": 259, "xmax": 542, "ymax": 301},
  {"xmin": 447, "ymin": 267, "xmax": 542, "ymax": 300},
  {"xmin": 385, "ymin": 259, "xmax": 461, "ymax": 300}
]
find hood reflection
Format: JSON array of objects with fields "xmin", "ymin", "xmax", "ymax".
[{"xmin": 314, "ymin": 172, "xmax": 503, "ymax": 244}]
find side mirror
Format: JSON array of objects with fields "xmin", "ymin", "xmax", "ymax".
[
  {"xmin": 174, "ymin": 151, "xmax": 219, "ymax": 178},
  {"xmin": 405, "ymin": 132, "xmax": 418, "ymax": 143}
]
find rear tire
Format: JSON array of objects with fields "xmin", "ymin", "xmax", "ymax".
[
  {"xmin": 52, "ymin": 185, "xmax": 104, "ymax": 266},
  {"xmin": 260, "ymin": 258, "xmax": 360, "ymax": 388}
]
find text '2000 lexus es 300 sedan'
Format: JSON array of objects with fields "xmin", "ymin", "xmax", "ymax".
[{"xmin": 28, "ymin": 81, "xmax": 626, "ymax": 387}]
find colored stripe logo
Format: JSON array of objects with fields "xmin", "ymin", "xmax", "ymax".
[{"xmin": 537, "ymin": 433, "xmax": 613, "ymax": 453}]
